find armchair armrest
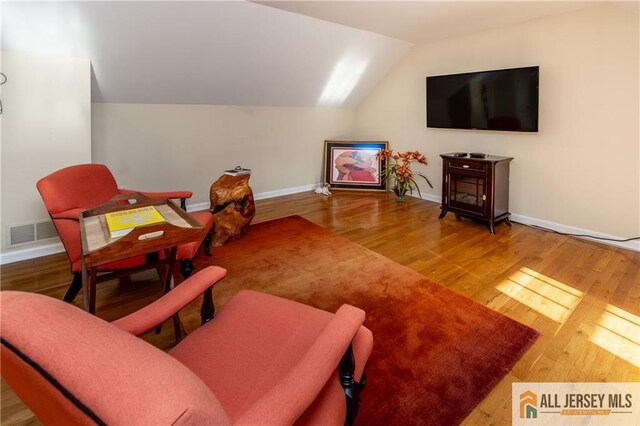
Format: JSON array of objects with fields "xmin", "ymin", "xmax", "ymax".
[
  {"xmin": 118, "ymin": 188, "xmax": 193, "ymax": 200},
  {"xmin": 112, "ymin": 266, "xmax": 227, "ymax": 336},
  {"xmin": 236, "ymin": 304, "xmax": 366, "ymax": 425}
]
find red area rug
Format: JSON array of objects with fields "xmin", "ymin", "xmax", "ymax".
[{"xmin": 203, "ymin": 215, "xmax": 539, "ymax": 425}]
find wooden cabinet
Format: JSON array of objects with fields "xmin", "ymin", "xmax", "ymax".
[{"xmin": 439, "ymin": 154, "xmax": 513, "ymax": 234}]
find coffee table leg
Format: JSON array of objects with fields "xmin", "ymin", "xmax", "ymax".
[
  {"xmin": 81, "ymin": 261, "xmax": 89, "ymax": 312},
  {"xmin": 163, "ymin": 247, "xmax": 184, "ymax": 343},
  {"xmin": 162, "ymin": 247, "xmax": 177, "ymax": 290},
  {"xmin": 89, "ymin": 268, "xmax": 97, "ymax": 314},
  {"xmin": 81, "ymin": 262, "xmax": 97, "ymax": 315}
]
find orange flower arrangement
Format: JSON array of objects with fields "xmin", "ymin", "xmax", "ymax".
[{"xmin": 377, "ymin": 149, "xmax": 433, "ymax": 202}]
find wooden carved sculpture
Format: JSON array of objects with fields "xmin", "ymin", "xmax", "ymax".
[{"xmin": 209, "ymin": 174, "xmax": 256, "ymax": 246}]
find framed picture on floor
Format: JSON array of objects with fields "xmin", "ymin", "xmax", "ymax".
[{"xmin": 323, "ymin": 140, "xmax": 389, "ymax": 191}]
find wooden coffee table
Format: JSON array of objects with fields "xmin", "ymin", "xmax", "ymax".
[{"xmin": 79, "ymin": 193, "xmax": 207, "ymax": 339}]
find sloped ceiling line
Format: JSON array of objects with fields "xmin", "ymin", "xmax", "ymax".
[{"xmin": 2, "ymin": 1, "xmax": 412, "ymax": 108}]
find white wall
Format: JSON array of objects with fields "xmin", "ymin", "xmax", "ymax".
[
  {"xmin": 92, "ymin": 103, "xmax": 355, "ymax": 206},
  {"xmin": 0, "ymin": 52, "xmax": 91, "ymax": 253},
  {"xmin": 354, "ymin": 4, "xmax": 639, "ymax": 239}
]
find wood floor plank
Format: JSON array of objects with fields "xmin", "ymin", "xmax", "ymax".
[{"xmin": 1, "ymin": 191, "xmax": 638, "ymax": 425}]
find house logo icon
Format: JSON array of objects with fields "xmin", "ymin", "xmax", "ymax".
[{"xmin": 520, "ymin": 391, "xmax": 538, "ymax": 419}]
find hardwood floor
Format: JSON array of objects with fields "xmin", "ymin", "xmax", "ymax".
[{"xmin": 1, "ymin": 191, "xmax": 638, "ymax": 425}]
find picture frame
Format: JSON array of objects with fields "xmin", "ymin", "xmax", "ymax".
[{"xmin": 323, "ymin": 140, "xmax": 389, "ymax": 191}]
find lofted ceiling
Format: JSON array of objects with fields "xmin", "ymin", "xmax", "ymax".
[
  {"xmin": 1, "ymin": 1, "xmax": 411, "ymax": 107},
  {"xmin": 1, "ymin": 1, "xmax": 611, "ymax": 108}
]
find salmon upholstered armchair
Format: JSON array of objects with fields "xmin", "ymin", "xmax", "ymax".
[
  {"xmin": 36, "ymin": 163, "xmax": 215, "ymax": 303},
  {"xmin": 0, "ymin": 266, "xmax": 373, "ymax": 425}
]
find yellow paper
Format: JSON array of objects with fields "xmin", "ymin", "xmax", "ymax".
[{"xmin": 105, "ymin": 206, "xmax": 165, "ymax": 238}]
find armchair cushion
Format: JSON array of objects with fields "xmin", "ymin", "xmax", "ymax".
[
  {"xmin": 170, "ymin": 290, "xmax": 373, "ymax": 423},
  {"xmin": 236, "ymin": 303, "xmax": 370, "ymax": 425}
]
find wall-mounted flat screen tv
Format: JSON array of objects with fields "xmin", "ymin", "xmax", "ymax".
[{"xmin": 426, "ymin": 66, "xmax": 539, "ymax": 132}]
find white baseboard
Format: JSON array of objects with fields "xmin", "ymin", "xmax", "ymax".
[
  {"xmin": 184, "ymin": 202, "xmax": 210, "ymax": 213},
  {"xmin": 0, "ymin": 241, "xmax": 65, "ymax": 265},
  {"xmin": 253, "ymin": 183, "xmax": 319, "ymax": 201},
  {"xmin": 183, "ymin": 183, "xmax": 319, "ymax": 213},
  {"xmin": 0, "ymin": 183, "xmax": 320, "ymax": 265},
  {"xmin": 411, "ymin": 192, "xmax": 442, "ymax": 204},
  {"xmin": 3, "ymin": 185, "xmax": 636, "ymax": 265},
  {"xmin": 509, "ymin": 213, "xmax": 640, "ymax": 252},
  {"xmin": 410, "ymin": 192, "xmax": 639, "ymax": 252}
]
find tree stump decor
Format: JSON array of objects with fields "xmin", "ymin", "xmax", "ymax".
[{"xmin": 209, "ymin": 174, "xmax": 256, "ymax": 246}]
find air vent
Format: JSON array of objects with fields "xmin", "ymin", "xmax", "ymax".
[
  {"xmin": 7, "ymin": 221, "xmax": 58, "ymax": 248},
  {"xmin": 36, "ymin": 221, "xmax": 57, "ymax": 240},
  {"xmin": 10, "ymin": 224, "xmax": 35, "ymax": 246}
]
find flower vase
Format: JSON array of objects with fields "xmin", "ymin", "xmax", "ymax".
[{"xmin": 393, "ymin": 187, "xmax": 407, "ymax": 203}]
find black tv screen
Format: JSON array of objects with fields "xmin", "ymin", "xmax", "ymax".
[{"xmin": 426, "ymin": 66, "xmax": 539, "ymax": 132}]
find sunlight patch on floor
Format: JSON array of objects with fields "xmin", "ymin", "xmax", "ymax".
[
  {"xmin": 590, "ymin": 304, "xmax": 640, "ymax": 368},
  {"xmin": 495, "ymin": 267, "xmax": 583, "ymax": 323}
]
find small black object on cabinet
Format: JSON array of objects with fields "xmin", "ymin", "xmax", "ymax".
[{"xmin": 439, "ymin": 153, "xmax": 513, "ymax": 234}]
